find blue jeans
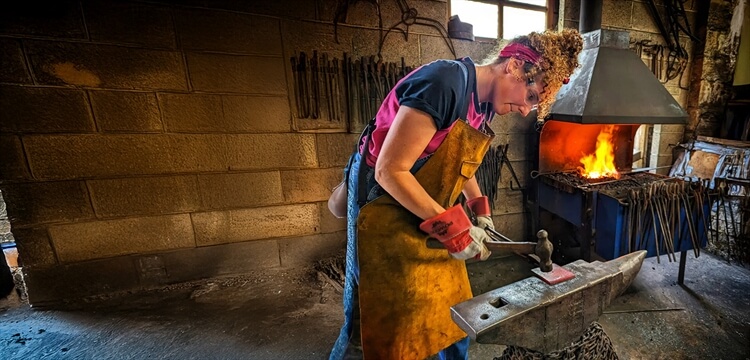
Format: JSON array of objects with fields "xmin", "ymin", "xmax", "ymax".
[{"xmin": 329, "ymin": 153, "xmax": 470, "ymax": 360}]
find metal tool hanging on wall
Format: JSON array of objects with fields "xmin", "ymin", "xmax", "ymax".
[
  {"xmin": 290, "ymin": 51, "xmax": 414, "ymax": 130},
  {"xmin": 475, "ymin": 144, "xmax": 527, "ymax": 211},
  {"xmin": 343, "ymin": 54, "xmax": 414, "ymax": 130},
  {"xmin": 642, "ymin": 0, "xmax": 697, "ymax": 90},
  {"xmin": 290, "ymin": 51, "xmax": 344, "ymax": 121}
]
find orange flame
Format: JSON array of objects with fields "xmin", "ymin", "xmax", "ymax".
[{"xmin": 578, "ymin": 125, "xmax": 620, "ymax": 179}]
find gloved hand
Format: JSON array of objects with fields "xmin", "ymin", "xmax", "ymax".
[
  {"xmin": 467, "ymin": 196, "xmax": 494, "ymax": 231},
  {"xmin": 419, "ymin": 205, "xmax": 491, "ymax": 261}
]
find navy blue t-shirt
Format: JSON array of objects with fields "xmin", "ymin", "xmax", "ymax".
[{"xmin": 394, "ymin": 57, "xmax": 485, "ymax": 130}]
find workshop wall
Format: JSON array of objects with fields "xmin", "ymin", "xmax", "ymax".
[
  {"xmin": 0, "ymin": 0, "xmax": 498, "ymax": 304},
  {"xmin": 685, "ymin": 0, "xmax": 744, "ymax": 138}
]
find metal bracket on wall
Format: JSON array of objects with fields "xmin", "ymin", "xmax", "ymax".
[{"xmin": 498, "ymin": 144, "xmax": 525, "ymax": 192}]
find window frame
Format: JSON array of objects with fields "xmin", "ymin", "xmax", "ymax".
[{"xmin": 451, "ymin": 0, "xmax": 556, "ymax": 40}]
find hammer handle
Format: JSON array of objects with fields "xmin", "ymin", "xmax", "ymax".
[{"xmin": 425, "ymin": 239, "xmax": 537, "ymax": 256}]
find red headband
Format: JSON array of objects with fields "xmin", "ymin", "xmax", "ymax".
[{"xmin": 499, "ymin": 43, "xmax": 540, "ymax": 65}]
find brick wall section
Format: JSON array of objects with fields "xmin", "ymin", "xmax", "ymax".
[{"xmin": 0, "ymin": 0, "xmax": 501, "ymax": 304}]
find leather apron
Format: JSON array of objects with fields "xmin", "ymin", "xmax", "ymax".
[{"xmin": 357, "ymin": 120, "xmax": 494, "ymax": 359}]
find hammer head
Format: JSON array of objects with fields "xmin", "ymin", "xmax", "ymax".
[
  {"xmin": 533, "ymin": 230, "xmax": 575, "ymax": 285},
  {"xmin": 535, "ymin": 230, "xmax": 554, "ymax": 272}
]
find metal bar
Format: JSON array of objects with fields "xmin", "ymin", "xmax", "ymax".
[
  {"xmin": 579, "ymin": 0, "xmax": 602, "ymax": 33},
  {"xmin": 603, "ymin": 308, "xmax": 684, "ymax": 314},
  {"xmin": 678, "ymin": 250, "xmax": 687, "ymax": 284},
  {"xmin": 471, "ymin": 0, "xmax": 547, "ymax": 12}
]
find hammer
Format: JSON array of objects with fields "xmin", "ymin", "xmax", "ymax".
[
  {"xmin": 426, "ymin": 228, "xmax": 553, "ymax": 271},
  {"xmin": 483, "ymin": 228, "xmax": 553, "ymax": 272}
]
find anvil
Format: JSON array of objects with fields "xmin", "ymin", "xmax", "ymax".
[{"xmin": 450, "ymin": 250, "xmax": 646, "ymax": 352}]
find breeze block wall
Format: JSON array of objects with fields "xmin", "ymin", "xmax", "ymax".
[{"xmin": 0, "ymin": 0, "xmax": 497, "ymax": 305}]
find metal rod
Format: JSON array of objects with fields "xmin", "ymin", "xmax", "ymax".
[
  {"xmin": 579, "ymin": 0, "xmax": 602, "ymax": 33},
  {"xmin": 678, "ymin": 250, "xmax": 687, "ymax": 284},
  {"xmin": 603, "ymin": 308, "xmax": 685, "ymax": 315}
]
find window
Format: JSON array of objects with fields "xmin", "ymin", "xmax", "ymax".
[{"xmin": 450, "ymin": 0, "xmax": 550, "ymax": 40}]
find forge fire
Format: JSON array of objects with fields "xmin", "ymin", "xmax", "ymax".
[{"xmin": 577, "ymin": 125, "xmax": 620, "ymax": 180}]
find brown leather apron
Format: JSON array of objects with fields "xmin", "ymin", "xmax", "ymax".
[{"xmin": 357, "ymin": 120, "xmax": 494, "ymax": 359}]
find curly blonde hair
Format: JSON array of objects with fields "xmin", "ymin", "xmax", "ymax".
[{"xmin": 487, "ymin": 29, "xmax": 584, "ymax": 118}]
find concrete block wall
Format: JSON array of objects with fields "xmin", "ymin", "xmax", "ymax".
[
  {"xmin": 560, "ymin": 0, "xmax": 702, "ymax": 173},
  {"xmin": 0, "ymin": 0, "xmax": 497, "ymax": 304}
]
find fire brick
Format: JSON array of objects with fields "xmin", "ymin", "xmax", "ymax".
[{"xmin": 49, "ymin": 214, "xmax": 195, "ymax": 263}]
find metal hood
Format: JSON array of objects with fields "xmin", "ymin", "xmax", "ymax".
[{"xmin": 548, "ymin": 29, "xmax": 688, "ymax": 124}]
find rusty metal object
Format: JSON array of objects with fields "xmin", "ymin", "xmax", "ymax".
[
  {"xmin": 450, "ymin": 250, "xmax": 646, "ymax": 353},
  {"xmin": 535, "ymin": 230, "xmax": 553, "ymax": 272}
]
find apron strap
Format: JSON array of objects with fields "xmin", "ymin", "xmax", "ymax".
[
  {"xmin": 457, "ymin": 60, "xmax": 472, "ymax": 121},
  {"xmin": 357, "ymin": 119, "xmax": 376, "ymax": 207}
]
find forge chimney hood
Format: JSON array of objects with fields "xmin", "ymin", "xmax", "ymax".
[{"xmin": 548, "ymin": 29, "xmax": 688, "ymax": 124}]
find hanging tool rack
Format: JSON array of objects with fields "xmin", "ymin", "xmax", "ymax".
[
  {"xmin": 290, "ymin": 51, "xmax": 345, "ymax": 122},
  {"xmin": 290, "ymin": 51, "xmax": 414, "ymax": 132},
  {"xmin": 634, "ymin": 0, "xmax": 698, "ymax": 90}
]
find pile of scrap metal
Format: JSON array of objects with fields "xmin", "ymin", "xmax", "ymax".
[{"xmin": 670, "ymin": 136, "xmax": 750, "ymax": 263}]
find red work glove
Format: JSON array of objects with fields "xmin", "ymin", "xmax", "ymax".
[
  {"xmin": 467, "ymin": 196, "xmax": 494, "ymax": 231},
  {"xmin": 419, "ymin": 205, "xmax": 491, "ymax": 261}
]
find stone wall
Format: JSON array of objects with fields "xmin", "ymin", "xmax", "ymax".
[
  {"xmin": 686, "ymin": 0, "xmax": 744, "ymax": 138},
  {"xmin": 0, "ymin": 0, "xmax": 498, "ymax": 304}
]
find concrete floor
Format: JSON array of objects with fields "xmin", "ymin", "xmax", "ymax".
[{"xmin": 1, "ymin": 252, "xmax": 748, "ymax": 360}]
